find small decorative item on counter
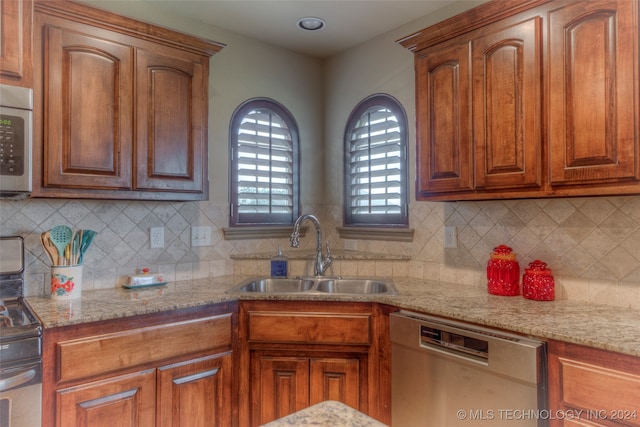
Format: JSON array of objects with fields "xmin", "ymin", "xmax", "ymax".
[
  {"xmin": 124, "ymin": 268, "xmax": 167, "ymax": 289},
  {"xmin": 271, "ymin": 245, "xmax": 288, "ymax": 277},
  {"xmin": 51, "ymin": 265, "xmax": 82, "ymax": 300},
  {"xmin": 487, "ymin": 244, "xmax": 520, "ymax": 296},
  {"xmin": 42, "ymin": 226, "xmax": 97, "ymax": 300},
  {"xmin": 522, "ymin": 260, "xmax": 555, "ymax": 301}
]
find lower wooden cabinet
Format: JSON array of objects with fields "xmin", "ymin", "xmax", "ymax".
[
  {"xmin": 42, "ymin": 303, "xmax": 237, "ymax": 427},
  {"xmin": 239, "ymin": 301, "xmax": 393, "ymax": 427},
  {"xmin": 548, "ymin": 340, "xmax": 640, "ymax": 427},
  {"xmin": 156, "ymin": 353, "xmax": 233, "ymax": 427},
  {"xmin": 57, "ymin": 369, "xmax": 156, "ymax": 427},
  {"xmin": 252, "ymin": 354, "xmax": 363, "ymax": 425}
]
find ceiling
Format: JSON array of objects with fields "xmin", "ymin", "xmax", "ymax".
[{"xmin": 121, "ymin": 0, "xmax": 471, "ymax": 58}]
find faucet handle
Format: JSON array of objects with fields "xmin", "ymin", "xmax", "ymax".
[{"xmin": 325, "ymin": 241, "xmax": 331, "ymax": 258}]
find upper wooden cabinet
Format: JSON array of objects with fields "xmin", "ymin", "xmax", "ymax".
[
  {"xmin": 415, "ymin": 42, "xmax": 473, "ymax": 195},
  {"xmin": 401, "ymin": 0, "xmax": 640, "ymax": 201},
  {"xmin": 547, "ymin": 0, "xmax": 638, "ymax": 188},
  {"xmin": 0, "ymin": 0, "xmax": 33, "ymax": 87},
  {"xmin": 32, "ymin": 0, "xmax": 223, "ymax": 201}
]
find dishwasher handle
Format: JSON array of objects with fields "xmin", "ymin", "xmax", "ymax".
[{"xmin": 420, "ymin": 324, "xmax": 489, "ymax": 363}]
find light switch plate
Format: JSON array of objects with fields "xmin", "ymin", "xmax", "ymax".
[{"xmin": 191, "ymin": 226, "xmax": 212, "ymax": 247}]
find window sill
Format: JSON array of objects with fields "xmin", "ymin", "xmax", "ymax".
[
  {"xmin": 336, "ymin": 226, "xmax": 414, "ymax": 242},
  {"xmin": 222, "ymin": 226, "xmax": 307, "ymax": 240}
]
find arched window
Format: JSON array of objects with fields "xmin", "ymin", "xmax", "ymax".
[
  {"xmin": 229, "ymin": 98, "xmax": 300, "ymax": 226},
  {"xmin": 344, "ymin": 94, "xmax": 408, "ymax": 226}
]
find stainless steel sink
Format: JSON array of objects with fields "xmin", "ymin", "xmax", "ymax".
[
  {"xmin": 314, "ymin": 278, "xmax": 392, "ymax": 294},
  {"xmin": 231, "ymin": 277, "xmax": 316, "ymax": 293},
  {"xmin": 228, "ymin": 276, "xmax": 398, "ymax": 295}
]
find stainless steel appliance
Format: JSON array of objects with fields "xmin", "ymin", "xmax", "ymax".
[
  {"xmin": 0, "ymin": 85, "xmax": 32, "ymax": 199},
  {"xmin": 0, "ymin": 237, "xmax": 42, "ymax": 427},
  {"xmin": 390, "ymin": 310, "xmax": 547, "ymax": 427}
]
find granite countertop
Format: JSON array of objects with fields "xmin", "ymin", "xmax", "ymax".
[
  {"xmin": 26, "ymin": 275, "xmax": 640, "ymax": 357},
  {"xmin": 260, "ymin": 401, "xmax": 387, "ymax": 427}
]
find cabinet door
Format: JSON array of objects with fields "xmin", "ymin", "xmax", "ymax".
[
  {"xmin": 0, "ymin": 0, "xmax": 32, "ymax": 86},
  {"xmin": 309, "ymin": 357, "xmax": 361, "ymax": 410},
  {"xmin": 56, "ymin": 369, "xmax": 156, "ymax": 427},
  {"xmin": 472, "ymin": 16, "xmax": 542, "ymax": 190},
  {"xmin": 252, "ymin": 356, "xmax": 309, "ymax": 426},
  {"xmin": 157, "ymin": 353, "xmax": 233, "ymax": 427},
  {"xmin": 42, "ymin": 23, "xmax": 133, "ymax": 190},
  {"xmin": 135, "ymin": 48, "xmax": 207, "ymax": 194},
  {"xmin": 415, "ymin": 42, "xmax": 473, "ymax": 197},
  {"xmin": 548, "ymin": 0, "xmax": 639, "ymax": 187}
]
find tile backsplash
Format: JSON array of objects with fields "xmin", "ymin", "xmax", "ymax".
[{"xmin": 1, "ymin": 196, "xmax": 640, "ymax": 308}]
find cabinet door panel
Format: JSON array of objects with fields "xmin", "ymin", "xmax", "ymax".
[
  {"xmin": 0, "ymin": 0, "xmax": 32, "ymax": 85},
  {"xmin": 56, "ymin": 369, "xmax": 155, "ymax": 427},
  {"xmin": 309, "ymin": 358, "xmax": 360, "ymax": 410},
  {"xmin": 135, "ymin": 49, "xmax": 206, "ymax": 193},
  {"xmin": 416, "ymin": 42, "xmax": 473, "ymax": 196},
  {"xmin": 42, "ymin": 24, "xmax": 133, "ymax": 190},
  {"xmin": 548, "ymin": 0, "xmax": 639, "ymax": 186},
  {"xmin": 157, "ymin": 353, "xmax": 233, "ymax": 427},
  {"xmin": 473, "ymin": 17, "xmax": 542, "ymax": 190},
  {"xmin": 253, "ymin": 356, "xmax": 309, "ymax": 426}
]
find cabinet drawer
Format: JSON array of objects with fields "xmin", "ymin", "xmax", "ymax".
[
  {"xmin": 248, "ymin": 312, "xmax": 370, "ymax": 345},
  {"xmin": 558, "ymin": 357, "xmax": 640, "ymax": 426},
  {"xmin": 57, "ymin": 314, "xmax": 231, "ymax": 382}
]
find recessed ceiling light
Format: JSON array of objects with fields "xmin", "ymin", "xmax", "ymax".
[{"xmin": 297, "ymin": 17, "xmax": 326, "ymax": 31}]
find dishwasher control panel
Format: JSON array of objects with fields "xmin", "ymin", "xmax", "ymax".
[{"xmin": 420, "ymin": 324, "xmax": 489, "ymax": 360}]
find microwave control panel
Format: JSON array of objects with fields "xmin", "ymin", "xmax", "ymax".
[{"xmin": 0, "ymin": 114, "xmax": 25, "ymax": 176}]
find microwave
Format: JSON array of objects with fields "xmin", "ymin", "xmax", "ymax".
[{"xmin": 0, "ymin": 84, "xmax": 32, "ymax": 200}]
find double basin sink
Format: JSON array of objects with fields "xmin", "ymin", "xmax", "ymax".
[{"xmin": 228, "ymin": 276, "xmax": 398, "ymax": 296}]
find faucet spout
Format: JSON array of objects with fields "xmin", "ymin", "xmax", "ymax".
[{"xmin": 290, "ymin": 214, "xmax": 332, "ymax": 276}]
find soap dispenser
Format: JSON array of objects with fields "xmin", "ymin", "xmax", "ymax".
[{"xmin": 271, "ymin": 246, "xmax": 288, "ymax": 277}]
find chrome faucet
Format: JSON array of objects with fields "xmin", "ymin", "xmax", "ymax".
[{"xmin": 290, "ymin": 214, "xmax": 332, "ymax": 276}]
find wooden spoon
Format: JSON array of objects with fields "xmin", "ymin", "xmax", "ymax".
[{"xmin": 40, "ymin": 231, "xmax": 58, "ymax": 265}]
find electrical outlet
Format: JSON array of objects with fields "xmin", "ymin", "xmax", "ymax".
[
  {"xmin": 150, "ymin": 227, "xmax": 164, "ymax": 249},
  {"xmin": 191, "ymin": 226, "xmax": 212, "ymax": 247},
  {"xmin": 444, "ymin": 225, "xmax": 457, "ymax": 249}
]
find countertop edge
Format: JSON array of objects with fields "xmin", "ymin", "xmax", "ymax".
[{"xmin": 25, "ymin": 276, "xmax": 640, "ymax": 358}]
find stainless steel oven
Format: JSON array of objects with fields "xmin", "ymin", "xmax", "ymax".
[
  {"xmin": 0, "ymin": 85, "xmax": 32, "ymax": 199},
  {"xmin": 0, "ymin": 237, "xmax": 42, "ymax": 427}
]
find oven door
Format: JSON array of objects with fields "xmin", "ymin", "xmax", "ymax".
[{"xmin": 0, "ymin": 359, "xmax": 42, "ymax": 427}]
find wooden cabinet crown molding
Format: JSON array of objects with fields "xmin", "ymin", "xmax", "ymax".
[
  {"xmin": 397, "ymin": 0, "xmax": 551, "ymax": 52},
  {"xmin": 33, "ymin": 0, "xmax": 225, "ymax": 56}
]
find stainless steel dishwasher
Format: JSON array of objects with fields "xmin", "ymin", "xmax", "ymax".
[{"xmin": 390, "ymin": 311, "xmax": 547, "ymax": 427}]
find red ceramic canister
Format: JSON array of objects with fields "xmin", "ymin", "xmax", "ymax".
[
  {"xmin": 522, "ymin": 260, "xmax": 555, "ymax": 301},
  {"xmin": 487, "ymin": 245, "xmax": 520, "ymax": 296}
]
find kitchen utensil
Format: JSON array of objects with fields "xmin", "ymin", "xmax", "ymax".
[
  {"xmin": 78, "ymin": 230, "xmax": 97, "ymax": 264},
  {"xmin": 40, "ymin": 232, "xmax": 57, "ymax": 265},
  {"xmin": 49, "ymin": 225, "xmax": 72, "ymax": 265},
  {"xmin": 71, "ymin": 229, "xmax": 82, "ymax": 265}
]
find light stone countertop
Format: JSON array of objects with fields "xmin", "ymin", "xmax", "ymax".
[
  {"xmin": 260, "ymin": 401, "xmax": 388, "ymax": 427},
  {"xmin": 26, "ymin": 275, "xmax": 640, "ymax": 357}
]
